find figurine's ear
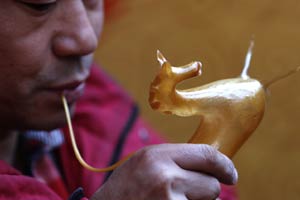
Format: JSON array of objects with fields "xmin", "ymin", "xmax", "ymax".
[{"xmin": 157, "ymin": 50, "xmax": 168, "ymax": 66}]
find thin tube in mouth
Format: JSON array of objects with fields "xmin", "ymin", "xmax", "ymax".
[
  {"xmin": 62, "ymin": 95, "xmax": 130, "ymax": 172},
  {"xmin": 62, "ymin": 83, "xmax": 85, "ymax": 103}
]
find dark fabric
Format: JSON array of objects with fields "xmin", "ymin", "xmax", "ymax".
[
  {"xmin": 103, "ymin": 104, "xmax": 139, "ymax": 182},
  {"xmin": 15, "ymin": 130, "xmax": 68, "ymax": 199},
  {"xmin": 68, "ymin": 188, "xmax": 84, "ymax": 200}
]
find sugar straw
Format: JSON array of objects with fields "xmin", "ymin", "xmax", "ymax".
[{"xmin": 62, "ymin": 95, "xmax": 129, "ymax": 172}]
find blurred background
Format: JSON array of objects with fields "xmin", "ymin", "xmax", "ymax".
[{"xmin": 95, "ymin": 0, "xmax": 300, "ymax": 199}]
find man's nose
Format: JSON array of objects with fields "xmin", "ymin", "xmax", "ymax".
[{"xmin": 52, "ymin": 4, "xmax": 98, "ymax": 57}]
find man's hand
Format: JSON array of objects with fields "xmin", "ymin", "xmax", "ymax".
[{"xmin": 91, "ymin": 144, "xmax": 238, "ymax": 200}]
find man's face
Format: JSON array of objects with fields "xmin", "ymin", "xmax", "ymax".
[{"xmin": 0, "ymin": 0, "xmax": 104, "ymax": 131}]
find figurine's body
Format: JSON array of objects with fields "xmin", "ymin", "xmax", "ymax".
[{"xmin": 149, "ymin": 50, "xmax": 265, "ymax": 158}]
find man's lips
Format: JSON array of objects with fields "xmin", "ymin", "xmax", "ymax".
[
  {"xmin": 47, "ymin": 81, "xmax": 86, "ymax": 103},
  {"xmin": 49, "ymin": 81, "xmax": 83, "ymax": 90}
]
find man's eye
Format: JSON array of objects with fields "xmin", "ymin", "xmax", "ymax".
[
  {"xmin": 26, "ymin": 3, "xmax": 55, "ymax": 11},
  {"xmin": 20, "ymin": 2, "xmax": 57, "ymax": 12}
]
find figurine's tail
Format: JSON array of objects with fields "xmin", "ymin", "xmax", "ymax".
[{"xmin": 241, "ymin": 38, "xmax": 255, "ymax": 79}]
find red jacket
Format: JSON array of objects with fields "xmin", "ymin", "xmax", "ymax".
[{"xmin": 0, "ymin": 65, "xmax": 237, "ymax": 200}]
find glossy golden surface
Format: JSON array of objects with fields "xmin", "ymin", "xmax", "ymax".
[{"xmin": 149, "ymin": 51, "xmax": 265, "ymax": 158}]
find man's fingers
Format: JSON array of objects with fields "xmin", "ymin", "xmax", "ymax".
[
  {"xmin": 95, "ymin": 144, "xmax": 237, "ymax": 200},
  {"xmin": 172, "ymin": 170, "xmax": 221, "ymax": 200},
  {"xmin": 158, "ymin": 144, "xmax": 238, "ymax": 185}
]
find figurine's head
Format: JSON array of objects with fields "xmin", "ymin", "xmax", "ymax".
[{"xmin": 149, "ymin": 51, "xmax": 201, "ymax": 114}]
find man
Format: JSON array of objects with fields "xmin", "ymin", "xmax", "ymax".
[{"xmin": 0, "ymin": 0, "xmax": 238, "ymax": 199}]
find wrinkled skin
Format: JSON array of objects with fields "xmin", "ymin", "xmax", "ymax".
[
  {"xmin": 0, "ymin": 1, "xmax": 238, "ymax": 199},
  {"xmin": 92, "ymin": 144, "xmax": 237, "ymax": 200}
]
